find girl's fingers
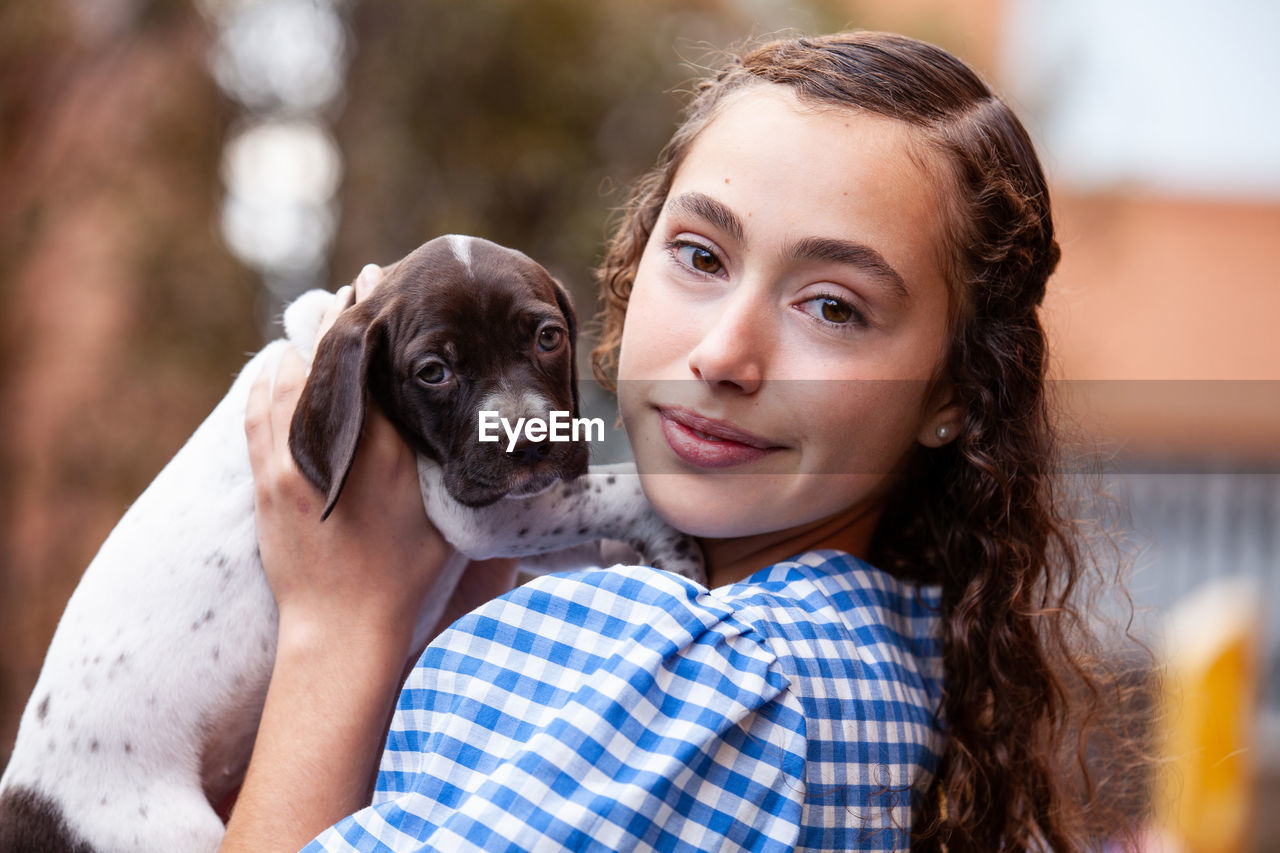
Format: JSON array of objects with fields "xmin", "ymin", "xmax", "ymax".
[
  {"xmin": 269, "ymin": 347, "xmax": 308, "ymax": 449},
  {"xmin": 244, "ymin": 358, "xmax": 277, "ymax": 478},
  {"xmin": 245, "ymin": 347, "xmax": 311, "ymax": 496},
  {"xmin": 355, "ymin": 263, "xmax": 383, "ymax": 301},
  {"xmin": 315, "ymin": 285, "xmax": 355, "ymax": 352},
  {"xmin": 312, "ymin": 264, "xmax": 381, "ymax": 360}
]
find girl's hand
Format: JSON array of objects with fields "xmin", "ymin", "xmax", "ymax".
[
  {"xmin": 246, "ymin": 267, "xmax": 452, "ymax": 646},
  {"xmin": 246, "ymin": 345, "xmax": 451, "ymax": 644},
  {"xmin": 223, "ymin": 268, "xmax": 520, "ymax": 852}
]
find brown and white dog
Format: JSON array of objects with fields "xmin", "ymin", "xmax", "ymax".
[{"xmin": 0, "ymin": 236, "xmax": 702, "ymax": 853}]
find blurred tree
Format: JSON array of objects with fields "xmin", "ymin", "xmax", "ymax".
[
  {"xmin": 0, "ymin": 0, "xmax": 258, "ymax": 760},
  {"xmin": 330, "ymin": 0, "xmax": 846, "ymax": 310}
]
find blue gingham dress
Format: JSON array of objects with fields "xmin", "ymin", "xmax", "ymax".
[{"xmin": 304, "ymin": 550, "xmax": 945, "ymax": 852}]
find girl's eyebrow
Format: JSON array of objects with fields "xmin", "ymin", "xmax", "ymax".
[
  {"xmin": 664, "ymin": 192, "xmax": 744, "ymax": 242},
  {"xmin": 786, "ymin": 236, "xmax": 909, "ymax": 303},
  {"xmin": 665, "ymin": 191, "xmax": 909, "ymax": 303}
]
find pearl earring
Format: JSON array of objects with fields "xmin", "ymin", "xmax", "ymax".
[{"xmin": 935, "ymin": 424, "xmax": 951, "ymax": 441}]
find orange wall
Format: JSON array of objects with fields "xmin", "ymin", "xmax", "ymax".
[
  {"xmin": 842, "ymin": 0, "xmax": 1280, "ymax": 457},
  {"xmin": 1044, "ymin": 193, "xmax": 1280, "ymax": 457},
  {"xmin": 1047, "ymin": 194, "xmax": 1280, "ymax": 382}
]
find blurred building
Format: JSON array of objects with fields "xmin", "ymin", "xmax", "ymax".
[{"xmin": 849, "ymin": 0, "xmax": 1279, "ymax": 848}]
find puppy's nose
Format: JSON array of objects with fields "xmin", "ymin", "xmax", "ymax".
[{"xmin": 509, "ymin": 440, "xmax": 552, "ymax": 467}]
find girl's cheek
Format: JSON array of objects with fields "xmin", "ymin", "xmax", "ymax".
[{"xmin": 619, "ymin": 270, "xmax": 681, "ymax": 379}]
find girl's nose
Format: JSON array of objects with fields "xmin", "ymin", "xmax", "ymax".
[{"xmin": 686, "ymin": 290, "xmax": 770, "ymax": 394}]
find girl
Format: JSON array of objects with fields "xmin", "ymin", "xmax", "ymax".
[{"xmin": 223, "ymin": 31, "xmax": 1138, "ymax": 852}]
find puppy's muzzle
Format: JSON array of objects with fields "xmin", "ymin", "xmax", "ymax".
[
  {"xmin": 449, "ymin": 430, "xmax": 587, "ymax": 506},
  {"xmin": 509, "ymin": 439, "xmax": 552, "ymax": 467}
]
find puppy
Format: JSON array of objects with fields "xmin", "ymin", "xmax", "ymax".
[{"xmin": 0, "ymin": 236, "xmax": 702, "ymax": 853}]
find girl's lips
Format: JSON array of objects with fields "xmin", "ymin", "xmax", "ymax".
[{"xmin": 657, "ymin": 408, "xmax": 782, "ymax": 469}]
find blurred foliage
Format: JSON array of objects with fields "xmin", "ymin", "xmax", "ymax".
[
  {"xmin": 330, "ymin": 0, "xmax": 846, "ymax": 306},
  {"xmin": 0, "ymin": 0, "xmax": 260, "ymax": 761}
]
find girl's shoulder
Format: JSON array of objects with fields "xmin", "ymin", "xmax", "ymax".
[
  {"xmin": 469, "ymin": 550, "xmax": 938, "ymax": 650},
  {"xmin": 716, "ymin": 549, "xmax": 944, "ymax": 671},
  {"xmin": 475, "ymin": 550, "xmax": 945, "ymax": 709},
  {"xmin": 384, "ymin": 552, "xmax": 946, "ymax": 851}
]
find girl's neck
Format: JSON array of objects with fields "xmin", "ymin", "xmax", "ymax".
[{"xmin": 699, "ymin": 502, "xmax": 882, "ymax": 588}]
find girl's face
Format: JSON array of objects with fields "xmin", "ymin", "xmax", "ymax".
[{"xmin": 617, "ymin": 85, "xmax": 959, "ymax": 548}]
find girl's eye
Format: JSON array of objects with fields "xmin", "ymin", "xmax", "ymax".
[
  {"xmin": 800, "ymin": 295, "xmax": 866, "ymax": 328},
  {"xmin": 416, "ymin": 360, "xmax": 450, "ymax": 385},
  {"xmin": 536, "ymin": 325, "xmax": 565, "ymax": 352},
  {"xmin": 818, "ymin": 298, "xmax": 853, "ymax": 324},
  {"xmin": 670, "ymin": 240, "xmax": 724, "ymax": 276}
]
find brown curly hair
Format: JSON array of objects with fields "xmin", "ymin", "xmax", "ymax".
[{"xmin": 591, "ymin": 31, "xmax": 1146, "ymax": 851}]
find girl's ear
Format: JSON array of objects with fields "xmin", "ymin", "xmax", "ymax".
[
  {"xmin": 288, "ymin": 305, "xmax": 384, "ymax": 519},
  {"xmin": 919, "ymin": 407, "xmax": 963, "ymax": 447},
  {"xmin": 918, "ymin": 379, "xmax": 963, "ymax": 447}
]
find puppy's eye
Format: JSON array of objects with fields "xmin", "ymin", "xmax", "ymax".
[
  {"xmin": 416, "ymin": 360, "xmax": 451, "ymax": 385},
  {"xmin": 536, "ymin": 326, "xmax": 565, "ymax": 353}
]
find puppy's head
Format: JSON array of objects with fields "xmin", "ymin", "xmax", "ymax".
[{"xmin": 290, "ymin": 235, "xmax": 588, "ymax": 517}]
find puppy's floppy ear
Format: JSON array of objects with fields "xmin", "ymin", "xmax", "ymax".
[
  {"xmin": 289, "ymin": 304, "xmax": 385, "ymax": 520},
  {"xmin": 550, "ymin": 278, "xmax": 581, "ymax": 419}
]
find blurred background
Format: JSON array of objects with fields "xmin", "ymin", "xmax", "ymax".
[{"xmin": 0, "ymin": 0, "xmax": 1276, "ymax": 849}]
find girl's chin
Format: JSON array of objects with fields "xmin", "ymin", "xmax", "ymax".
[{"xmin": 637, "ymin": 470, "xmax": 796, "ymax": 540}]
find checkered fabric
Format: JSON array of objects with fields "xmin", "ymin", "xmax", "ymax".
[{"xmin": 304, "ymin": 550, "xmax": 945, "ymax": 852}]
